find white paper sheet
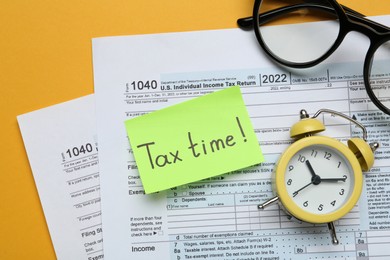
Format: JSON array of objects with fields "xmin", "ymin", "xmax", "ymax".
[
  {"xmin": 93, "ymin": 16, "xmax": 390, "ymax": 259},
  {"xmin": 17, "ymin": 95, "xmax": 104, "ymax": 260}
]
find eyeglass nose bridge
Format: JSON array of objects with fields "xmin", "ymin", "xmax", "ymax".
[{"xmin": 344, "ymin": 15, "xmax": 386, "ymax": 44}]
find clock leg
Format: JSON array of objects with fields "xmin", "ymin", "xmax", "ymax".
[
  {"xmin": 258, "ymin": 196, "xmax": 279, "ymax": 209},
  {"xmin": 327, "ymin": 222, "xmax": 339, "ymax": 245}
]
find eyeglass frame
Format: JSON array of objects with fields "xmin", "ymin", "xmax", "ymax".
[{"xmin": 237, "ymin": 0, "xmax": 390, "ymax": 115}]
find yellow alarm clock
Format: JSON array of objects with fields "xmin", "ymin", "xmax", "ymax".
[{"xmin": 259, "ymin": 109, "xmax": 379, "ymax": 245}]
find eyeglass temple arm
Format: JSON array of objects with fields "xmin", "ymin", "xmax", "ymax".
[
  {"xmin": 347, "ymin": 12, "xmax": 390, "ymax": 33},
  {"xmin": 237, "ymin": 2, "xmax": 364, "ymax": 29}
]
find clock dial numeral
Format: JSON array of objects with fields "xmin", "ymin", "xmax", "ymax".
[
  {"xmin": 343, "ymin": 174, "xmax": 347, "ymax": 180},
  {"xmin": 331, "ymin": 200, "xmax": 336, "ymax": 206},
  {"xmin": 303, "ymin": 201, "xmax": 308, "ymax": 207},
  {"xmin": 298, "ymin": 154, "xmax": 306, "ymax": 163},
  {"xmin": 318, "ymin": 204, "xmax": 324, "ymax": 211},
  {"xmin": 324, "ymin": 151, "xmax": 332, "ymax": 160},
  {"xmin": 288, "ymin": 165, "xmax": 294, "ymax": 171},
  {"xmin": 287, "ymin": 179, "xmax": 292, "ymax": 185},
  {"xmin": 311, "ymin": 150, "xmax": 318, "ymax": 157},
  {"xmin": 337, "ymin": 161, "xmax": 342, "ymax": 168},
  {"xmin": 339, "ymin": 189, "xmax": 345, "ymax": 195}
]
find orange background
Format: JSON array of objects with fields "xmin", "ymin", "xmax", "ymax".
[{"xmin": 0, "ymin": 1, "xmax": 389, "ymax": 259}]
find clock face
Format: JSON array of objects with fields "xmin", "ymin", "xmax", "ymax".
[{"xmin": 284, "ymin": 144, "xmax": 355, "ymax": 215}]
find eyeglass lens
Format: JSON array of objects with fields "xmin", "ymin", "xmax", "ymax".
[
  {"xmin": 369, "ymin": 41, "xmax": 390, "ymax": 111},
  {"xmin": 257, "ymin": 0, "xmax": 340, "ymax": 63}
]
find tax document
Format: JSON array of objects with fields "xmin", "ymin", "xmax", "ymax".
[
  {"xmin": 93, "ymin": 16, "xmax": 390, "ymax": 259},
  {"xmin": 17, "ymin": 95, "xmax": 104, "ymax": 260}
]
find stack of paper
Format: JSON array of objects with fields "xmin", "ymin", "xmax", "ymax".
[{"xmin": 18, "ymin": 16, "xmax": 390, "ymax": 260}]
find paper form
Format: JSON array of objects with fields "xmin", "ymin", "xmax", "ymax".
[
  {"xmin": 17, "ymin": 95, "xmax": 104, "ymax": 260},
  {"xmin": 93, "ymin": 16, "xmax": 390, "ymax": 259}
]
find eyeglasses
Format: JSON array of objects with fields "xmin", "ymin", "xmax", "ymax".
[{"xmin": 238, "ymin": 0, "xmax": 390, "ymax": 115}]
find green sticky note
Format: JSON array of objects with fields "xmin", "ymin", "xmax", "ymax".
[{"xmin": 125, "ymin": 86, "xmax": 264, "ymax": 194}]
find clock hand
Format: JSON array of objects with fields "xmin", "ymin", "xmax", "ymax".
[
  {"xmin": 320, "ymin": 177, "xmax": 347, "ymax": 182},
  {"xmin": 305, "ymin": 160, "xmax": 317, "ymax": 178},
  {"xmin": 292, "ymin": 182, "xmax": 313, "ymax": 197},
  {"xmin": 293, "ymin": 161, "xmax": 345, "ymax": 197},
  {"xmin": 305, "ymin": 160, "xmax": 322, "ymax": 185}
]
